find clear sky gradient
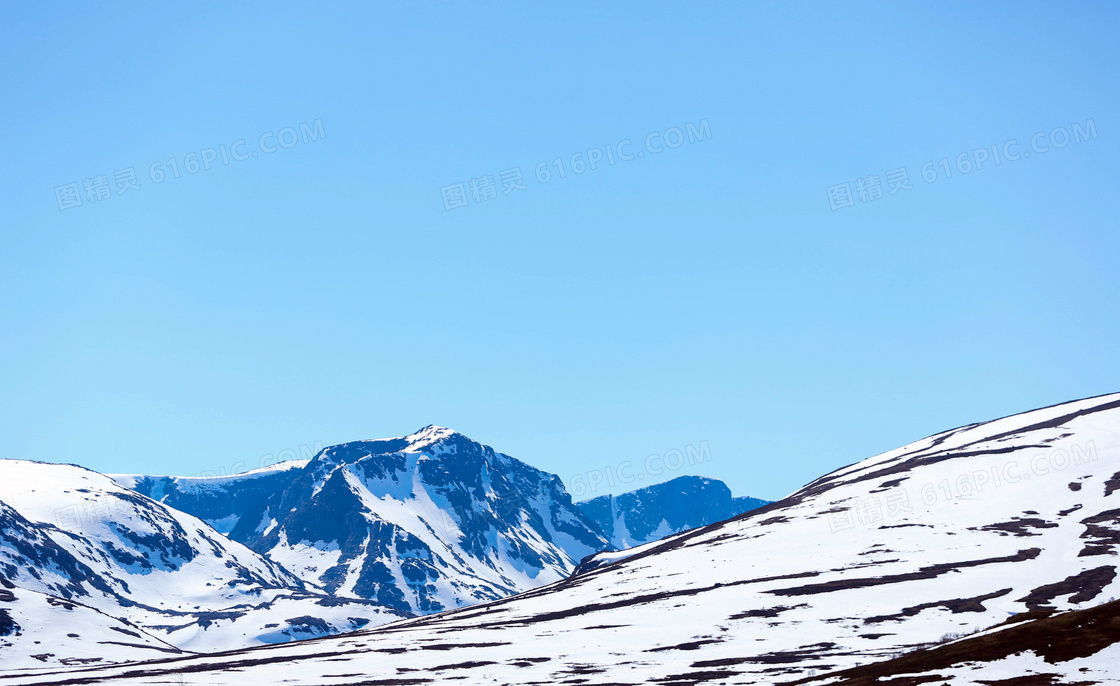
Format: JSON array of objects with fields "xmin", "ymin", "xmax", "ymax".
[{"xmin": 1, "ymin": 2, "xmax": 1117, "ymax": 501}]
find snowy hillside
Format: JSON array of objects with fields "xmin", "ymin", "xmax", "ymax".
[
  {"xmin": 0, "ymin": 584, "xmax": 184, "ymax": 670},
  {"xmin": 790, "ymin": 597, "xmax": 1120, "ymax": 685},
  {"xmin": 0, "ymin": 460, "xmax": 408, "ymax": 667},
  {"xmin": 225, "ymin": 426, "xmax": 610, "ymax": 615},
  {"xmin": 577, "ymin": 474, "xmax": 769, "ymax": 548},
  {"xmin": 10, "ymin": 392, "xmax": 1118, "ymax": 685}
]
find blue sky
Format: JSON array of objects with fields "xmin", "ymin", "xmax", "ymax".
[{"xmin": 1, "ymin": 2, "xmax": 1117, "ymax": 501}]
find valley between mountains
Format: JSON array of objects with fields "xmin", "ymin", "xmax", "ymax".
[{"xmin": 3, "ymin": 394, "xmax": 1120, "ymax": 684}]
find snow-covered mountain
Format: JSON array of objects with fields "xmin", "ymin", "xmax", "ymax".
[
  {"xmin": 577, "ymin": 474, "xmax": 769, "ymax": 548},
  {"xmin": 0, "ymin": 460, "xmax": 407, "ymax": 669},
  {"xmin": 114, "ymin": 431, "xmax": 769, "ymax": 617},
  {"xmin": 14, "ymin": 392, "xmax": 1119, "ymax": 685},
  {"xmin": 222, "ymin": 426, "xmax": 610, "ymax": 615}
]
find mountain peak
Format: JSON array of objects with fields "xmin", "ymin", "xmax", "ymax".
[
  {"xmin": 220, "ymin": 426, "xmax": 609, "ymax": 615},
  {"xmin": 402, "ymin": 425, "xmax": 464, "ymax": 451},
  {"xmin": 309, "ymin": 426, "xmax": 468, "ymax": 467}
]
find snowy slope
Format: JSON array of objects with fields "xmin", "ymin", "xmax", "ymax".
[
  {"xmin": 0, "ymin": 460, "xmax": 408, "ymax": 663},
  {"xmin": 577, "ymin": 474, "xmax": 769, "ymax": 548},
  {"xmin": 0, "ymin": 584, "xmax": 183, "ymax": 672},
  {"xmin": 226, "ymin": 426, "xmax": 610, "ymax": 615},
  {"xmin": 11, "ymin": 392, "xmax": 1119, "ymax": 685}
]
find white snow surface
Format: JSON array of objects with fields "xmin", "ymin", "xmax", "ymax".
[
  {"xmin": 4, "ymin": 393, "xmax": 1119, "ymax": 684},
  {"xmin": 0, "ymin": 585, "xmax": 183, "ymax": 671}
]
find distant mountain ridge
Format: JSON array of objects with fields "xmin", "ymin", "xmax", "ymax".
[
  {"xmin": 115, "ymin": 428, "xmax": 768, "ymax": 617},
  {"xmin": 577, "ymin": 475, "xmax": 768, "ymax": 548},
  {"xmin": 114, "ymin": 460, "xmax": 309, "ymax": 534}
]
